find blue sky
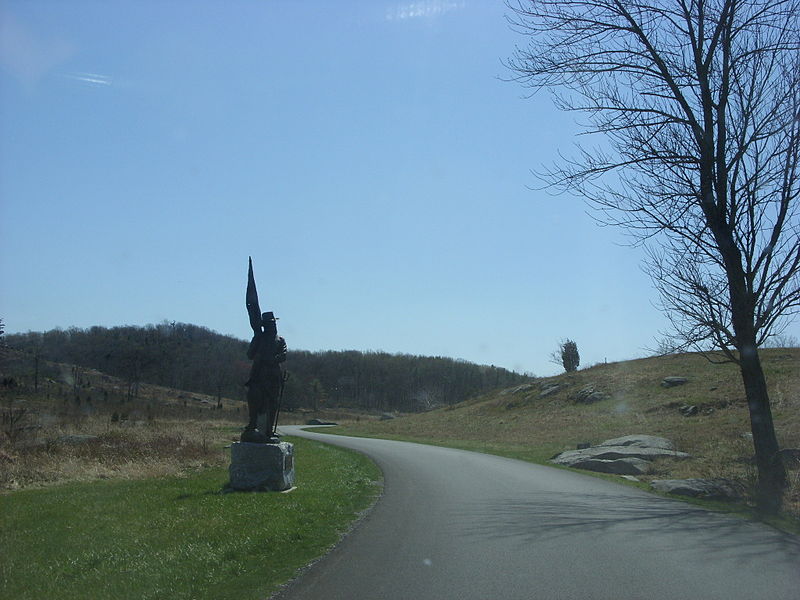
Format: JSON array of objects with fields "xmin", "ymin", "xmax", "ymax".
[{"xmin": 0, "ymin": 0, "xmax": 752, "ymax": 376}]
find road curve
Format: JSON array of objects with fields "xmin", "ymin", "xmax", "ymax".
[{"xmin": 276, "ymin": 426, "xmax": 800, "ymax": 600}]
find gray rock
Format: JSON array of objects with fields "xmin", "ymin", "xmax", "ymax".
[
  {"xmin": 597, "ymin": 435, "xmax": 676, "ymax": 451},
  {"xmin": 582, "ymin": 392, "xmax": 608, "ymax": 404},
  {"xmin": 306, "ymin": 418, "xmax": 337, "ymax": 426},
  {"xmin": 679, "ymin": 405, "xmax": 699, "ymax": 416},
  {"xmin": 551, "ymin": 434, "xmax": 689, "ymax": 474},
  {"xmin": 567, "ymin": 457, "xmax": 651, "ymax": 475},
  {"xmin": 573, "ymin": 385, "xmax": 609, "ymax": 404},
  {"xmin": 552, "ymin": 445, "xmax": 691, "ymax": 465},
  {"xmin": 501, "ymin": 384, "xmax": 534, "ymax": 396},
  {"xmin": 228, "ymin": 441, "xmax": 295, "ymax": 491},
  {"xmin": 380, "ymin": 413, "xmax": 395, "ymax": 421},
  {"xmin": 662, "ymin": 376, "xmax": 689, "ymax": 387},
  {"xmin": 539, "ymin": 383, "xmax": 562, "ymax": 398},
  {"xmin": 650, "ymin": 478, "xmax": 740, "ymax": 500}
]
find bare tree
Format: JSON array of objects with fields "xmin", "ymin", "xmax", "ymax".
[
  {"xmin": 508, "ymin": 0, "xmax": 800, "ymax": 512},
  {"xmin": 762, "ymin": 333, "xmax": 799, "ymax": 348}
]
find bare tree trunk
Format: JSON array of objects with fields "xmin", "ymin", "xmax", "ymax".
[
  {"xmin": 710, "ymin": 193, "xmax": 788, "ymax": 512},
  {"xmin": 738, "ymin": 347, "xmax": 786, "ymax": 512}
]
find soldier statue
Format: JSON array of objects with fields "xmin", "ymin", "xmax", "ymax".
[{"xmin": 243, "ymin": 258, "xmax": 287, "ymax": 443}]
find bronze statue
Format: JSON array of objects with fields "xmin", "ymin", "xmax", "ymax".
[{"xmin": 242, "ymin": 257, "xmax": 287, "ymax": 443}]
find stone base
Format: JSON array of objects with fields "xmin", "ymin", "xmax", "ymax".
[{"xmin": 229, "ymin": 441, "xmax": 295, "ymax": 491}]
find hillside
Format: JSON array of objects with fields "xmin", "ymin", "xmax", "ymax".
[
  {"xmin": 334, "ymin": 349, "xmax": 800, "ymax": 514},
  {"xmin": 5, "ymin": 323, "xmax": 527, "ymax": 413}
]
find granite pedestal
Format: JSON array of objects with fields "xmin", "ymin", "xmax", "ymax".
[{"xmin": 229, "ymin": 441, "xmax": 295, "ymax": 491}]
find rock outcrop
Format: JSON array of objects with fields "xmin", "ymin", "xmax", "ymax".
[
  {"xmin": 559, "ymin": 456, "xmax": 652, "ymax": 475},
  {"xmin": 650, "ymin": 478, "xmax": 741, "ymax": 500},
  {"xmin": 661, "ymin": 376, "xmax": 688, "ymax": 387},
  {"xmin": 597, "ymin": 435, "xmax": 676, "ymax": 450},
  {"xmin": 551, "ymin": 435, "xmax": 690, "ymax": 475},
  {"xmin": 574, "ymin": 386, "xmax": 609, "ymax": 404},
  {"xmin": 539, "ymin": 382, "xmax": 563, "ymax": 398},
  {"xmin": 500, "ymin": 384, "xmax": 534, "ymax": 396}
]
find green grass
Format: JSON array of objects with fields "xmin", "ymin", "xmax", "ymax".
[{"xmin": 0, "ymin": 436, "xmax": 382, "ymax": 600}]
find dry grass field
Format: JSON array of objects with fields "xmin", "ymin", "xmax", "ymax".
[
  {"xmin": 0, "ymin": 353, "xmax": 380, "ymax": 491},
  {"xmin": 0, "ymin": 416, "xmax": 237, "ymax": 491},
  {"xmin": 0, "ymin": 354, "xmax": 244, "ymax": 490},
  {"xmin": 335, "ymin": 349, "xmax": 800, "ymax": 518}
]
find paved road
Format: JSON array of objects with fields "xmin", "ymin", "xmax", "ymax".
[{"xmin": 276, "ymin": 426, "xmax": 800, "ymax": 600}]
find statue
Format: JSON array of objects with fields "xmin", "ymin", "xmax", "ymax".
[{"xmin": 242, "ymin": 257, "xmax": 287, "ymax": 443}]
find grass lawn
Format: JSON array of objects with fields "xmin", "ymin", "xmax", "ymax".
[{"xmin": 0, "ymin": 436, "xmax": 381, "ymax": 600}]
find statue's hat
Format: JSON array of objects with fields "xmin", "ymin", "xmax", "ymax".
[{"xmin": 262, "ymin": 311, "xmax": 278, "ymax": 322}]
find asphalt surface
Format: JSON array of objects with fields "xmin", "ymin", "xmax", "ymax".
[{"xmin": 275, "ymin": 426, "xmax": 800, "ymax": 600}]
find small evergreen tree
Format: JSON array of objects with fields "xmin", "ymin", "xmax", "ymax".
[
  {"xmin": 562, "ymin": 340, "xmax": 579, "ymax": 373},
  {"xmin": 550, "ymin": 339, "xmax": 580, "ymax": 373}
]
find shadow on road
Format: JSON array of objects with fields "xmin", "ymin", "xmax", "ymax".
[{"xmin": 457, "ymin": 491, "xmax": 800, "ymax": 564}]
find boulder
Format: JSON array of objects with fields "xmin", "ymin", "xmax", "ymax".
[
  {"xmin": 650, "ymin": 478, "xmax": 740, "ymax": 500},
  {"xmin": 662, "ymin": 376, "xmax": 689, "ymax": 387},
  {"xmin": 501, "ymin": 384, "xmax": 534, "ymax": 396},
  {"xmin": 679, "ymin": 405, "xmax": 699, "ymax": 416},
  {"xmin": 552, "ymin": 445, "xmax": 691, "ymax": 465},
  {"xmin": 539, "ymin": 382, "xmax": 562, "ymax": 398},
  {"xmin": 583, "ymin": 392, "xmax": 608, "ymax": 404},
  {"xmin": 597, "ymin": 435, "xmax": 676, "ymax": 451},
  {"xmin": 575, "ymin": 386, "xmax": 608, "ymax": 404},
  {"xmin": 550, "ymin": 434, "xmax": 689, "ymax": 475},
  {"xmin": 567, "ymin": 457, "xmax": 651, "ymax": 475},
  {"xmin": 380, "ymin": 413, "xmax": 395, "ymax": 421},
  {"xmin": 306, "ymin": 419, "xmax": 337, "ymax": 426}
]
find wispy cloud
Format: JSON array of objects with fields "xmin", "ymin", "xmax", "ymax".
[
  {"xmin": 62, "ymin": 72, "xmax": 112, "ymax": 87},
  {"xmin": 386, "ymin": 1, "xmax": 465, "ymax": 21},
  {"xmin": 0, "ymin": 11, "xmax": 75, "ymax": 90}
]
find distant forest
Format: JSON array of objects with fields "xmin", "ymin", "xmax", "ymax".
[{"xmin": 5, "ymin": 323, "xmax": 527, "ymax": 413}]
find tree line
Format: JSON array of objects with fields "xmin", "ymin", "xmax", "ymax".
[{"xmin": 5, "ymin": 323, "xmax": 527, "ymax": 413}]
